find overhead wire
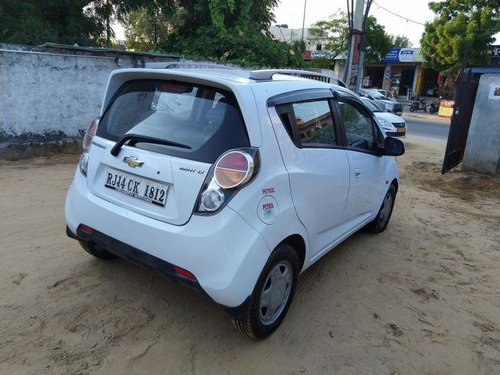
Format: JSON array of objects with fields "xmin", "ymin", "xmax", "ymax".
[{"xmin": 370, "ymin": 0, "xmax": 426, "ymax": 26}]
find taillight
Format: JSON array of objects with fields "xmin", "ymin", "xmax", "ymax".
[
  {"xmin": 197, "ymin": 148, "xmax": 259, "ymax": 214},
  {"xmin": 82, "ymin": 118, "xmax": 98, "ymax": 151},
  {"xmin": 214, "ymin": 151, "xmax": 255, "ymax": 189},
  {"xmin": 79, "ymin": 118, "xmax": 99, "ymax": 176}
]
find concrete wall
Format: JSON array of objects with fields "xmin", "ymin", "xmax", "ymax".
[
  {"xmin": 1, "ymin": 49, "xmax": 121, "ymax": 140},
  {"xmin": 463, "ymin": 74, "xmax": 500, "ymax": 175},
  {"xmin": 0, "ymin": 44, "xmax": 177, "ymax": 158}
]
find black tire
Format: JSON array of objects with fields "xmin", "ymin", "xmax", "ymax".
[
  {"xmin": 409, "ymin": 105, "xmax": 415, "ymax": 112},
  {"xmin": 233, "ymin": 244, "xmax": 299, "ymax": 339},
  {"xmin": 79, "ymin": 240, "xmax": 117, "ymax": 260},
  {"xmin": 366, "ymin": 184, "xmax": 397, "ymax": 234}
]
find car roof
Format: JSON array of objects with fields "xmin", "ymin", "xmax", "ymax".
[
  {"xmin": 144, "ymin": 63, "xmax": 347, "ymax": 86},
  {"xmin": 104, "ymin": 67, "xmax": 352, "ymax": 109}
]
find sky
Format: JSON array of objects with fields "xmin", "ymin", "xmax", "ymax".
[{"xmin": 273, "ymin": 0, "xmax": 440, "ymax": 47}]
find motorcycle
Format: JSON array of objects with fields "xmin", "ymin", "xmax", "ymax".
[
  {"xmin": 427, "ymin": 99, "xmax": 440, "ymax": 114},
  {"xmin": 409, "ymin": 98, "xmax": 427, "ymax": 112}
]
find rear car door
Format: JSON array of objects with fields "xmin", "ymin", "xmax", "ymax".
[
  {"xmin": 334, "ymin": 98, "xmax": 386, "ymax": 227},
  {"xmin": 270, "ymin": 90, "xmax": 350, "ymax": 259}
]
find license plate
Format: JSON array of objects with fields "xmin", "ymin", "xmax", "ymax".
[
  {"xmin": 397, "ymin": 128, "xmax": 405, "ymax": 133},
  {"xmin": 104, "ymin": 168, "xmax": 169, "ymax": 207}
]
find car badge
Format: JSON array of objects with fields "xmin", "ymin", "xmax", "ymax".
[{"xmin": 122, "ymin": 156, "xmax": 144, "ymax": 168}]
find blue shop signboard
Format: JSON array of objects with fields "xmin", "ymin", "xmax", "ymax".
[
  {"xmin": 384, "ymin": 48, "xmax": 400, "ymax": 63},
  {"xmin": 384, "ymin": 48, "xmax": 417, "ymax": 63}
]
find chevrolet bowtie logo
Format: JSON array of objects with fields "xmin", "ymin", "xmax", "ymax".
[{"xmin": 122, "ymin": 156, "xmax": 144, "ymax": 168}]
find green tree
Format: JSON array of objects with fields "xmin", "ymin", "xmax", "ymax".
[
  {"xmin": 363, "ymin": 16, "xmax": 393, "ymax": 62},
  {"xmin": 308, "ymin": 13, "xmax": 396, "ymax": 64},
  {"xmin": 163, "ymin": 0, "xmax": 303, "ymax": 67},
  {"xmin": 0, "ymin": 0, "xmax": 104, "ymax": 45},
  {"xmin": 121, "ymin": 1, "xmax": 177, "ymax": 51},
  {"xmin": 0, "ymin": 0, "xmax": 149, "ymax": 46},
  {"xmin": 390, "ymin": 35, "xmax": 412, "ymax": 48},
  {"xmin": 421, "ymin": 0, "xmax": 500, "ymax": 75},
  {"xmin": 309, "ymin": 11, "xmax": 350, "ymax": 59}
]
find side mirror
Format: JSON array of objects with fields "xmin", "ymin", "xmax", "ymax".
[{"xmin": 382, "ymin": 137, "xmax": 405, "ymax": 156}]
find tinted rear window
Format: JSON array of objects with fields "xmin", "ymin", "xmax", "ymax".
[{"xmin": 97, "ymin": 79, "xmax": 249, "ymax": 163}]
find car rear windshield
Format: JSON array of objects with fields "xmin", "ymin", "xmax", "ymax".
[{"xmin": 96, "ymin": 79, "xmax": 250, "ymax": 163}]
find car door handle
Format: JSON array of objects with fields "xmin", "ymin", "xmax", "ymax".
[{"xmin": 354, "ymin": 168, "xmax": 361, "ymax": 177}]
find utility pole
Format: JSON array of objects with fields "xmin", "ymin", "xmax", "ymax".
[
  {"xmin": 355, "ymin": 0, "xmax": 373, "ymax": 93},
  {"xmin": 343, "ymin": 0, "xmax": 353, "ymax": 84},
  {"xmin": 301, "ymin": 0, "xmax": 307, "ymax": 40},
  {"xmin": 344, "ymin": 0, "xmax": 363, "ymax": 89}
]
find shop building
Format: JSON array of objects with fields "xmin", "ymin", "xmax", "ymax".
[{"xmin": 364, "ymin": 48, "xmax": 439, "ymax": 98}]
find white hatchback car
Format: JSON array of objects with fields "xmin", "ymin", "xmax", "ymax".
[{"xmin": 65, "ymin": 67, "xmax": 405, "ymax": 339}]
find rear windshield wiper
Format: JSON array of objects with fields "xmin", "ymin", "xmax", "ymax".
[{"xmin": 110, "ymin": 133, "xmax": 191, "ymax": 156}]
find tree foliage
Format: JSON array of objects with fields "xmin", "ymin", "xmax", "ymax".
[
  {"xmin": 390, "ymin": 35, "xmax": 412, "ymax": 48},
  {"xmin": 121, "ymin": 1, "xmax": 177, "ymax": 51},
  {"xmin": 363, "ymin": 16, "xmax": 393, "ymax": 62},
  {"xmin": 0, "ymin": 0, "xmax": 307, "ymax": 67},
  {"xmin": 309, "ymin": 13, "xmax": 403, "ymax": 63},
  {"xmin": 0, "ymin": 0, "xmax": 105, "ymax": 45},
  {"xmin": 165, "ymin": 0, "xmax": 303, "ymax": 66},
  {"xmin": 309, "ymin": 11, "xmax": 349, "ymax": 59},
  {"xmin": 0, "ymin": 0, "xmax": 160, "ymax": 46},
  {"xmin": 421, "ymin": 0, "xmax": 500, "ymax": 75}
]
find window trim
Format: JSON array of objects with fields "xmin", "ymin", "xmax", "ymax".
[
  {"xmin": 275, "ymin": 98, "xmax": 344, "ymax": 150},
  {"xmin": 332, "ymin": 97, "xmax": 384, "ymax": 156},
  {"xmin": 267, "ymin": 88, "xmax": 333, "ymax": 107}
]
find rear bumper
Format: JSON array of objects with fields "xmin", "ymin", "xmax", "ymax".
[
  {"xmin": 65, "ymin": 170, "xmax": 271, "ymax": 308},
  {"xmin": 67, "ymin": 225, "xmax": 206, "ymax": 292}
]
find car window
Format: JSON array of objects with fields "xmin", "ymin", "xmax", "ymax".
[
  {"xmin": 278, "ymin": 100, "xmax": 337, "ymax": 147},
  {"xmin": 361, "ymin": 98, "xmax": 383, "ymax": 112},
  {"xmin": 96, "ymin": 80, "xmax": 249, "ymax": 163},
  {"xmin": 366, "ymin": 89, "xmax": 389, "ymax": 100},
  {"xmin": 338, "ymin": 101, "xmax": 376, "ymax": 151}
]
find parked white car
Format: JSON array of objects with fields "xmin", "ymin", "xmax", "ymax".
[
  {"xmin": 65, "ymin": 66, "xmax": 405, "ymax": 339},
  {"xmin": 376, "ymin": 89, "xmax": 398, "ymax": 102},
  {"xmin": 361, "ymin": 97, "xmax": 407, "ymax": 137},
  {"xmin": 359, "ymin": 88, "xmax": 403, "ymax": 116}
]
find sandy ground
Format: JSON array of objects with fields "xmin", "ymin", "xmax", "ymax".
[{"xmin": 0, "ymin": 136, "xmax": 499, "ymax": 375}]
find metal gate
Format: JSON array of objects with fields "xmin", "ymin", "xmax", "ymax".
[{"xmin": 442, "ymin": 67, "xmax": 500, "ymax": 173}]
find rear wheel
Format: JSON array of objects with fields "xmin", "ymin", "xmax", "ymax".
[
  {"xmin": 367, "ymin": 184, "xmax": 397, "ymax": 233},
  {"xmin": 79, "ymin": 240, "xmax": 117, "ymax": 260},
  {"xmin": 233, "ymin": 244, "xmax": 298, "ymax": 339}
]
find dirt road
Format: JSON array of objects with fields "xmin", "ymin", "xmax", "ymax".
[{"xmin": 1, "ymin": 136, "xmax": 499, "ymax": 374}]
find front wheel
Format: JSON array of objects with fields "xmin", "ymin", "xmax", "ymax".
[
  {"xmin": 233, "ymin": 244, "xmax": 298, "ymax": 339},
  {"xmin": 366, "ymin": 184, "xmax": 397, "ymax": 233},
  {"xmin": 409, "ymin": 105, "xmax": 416, "ymax": 112}
]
